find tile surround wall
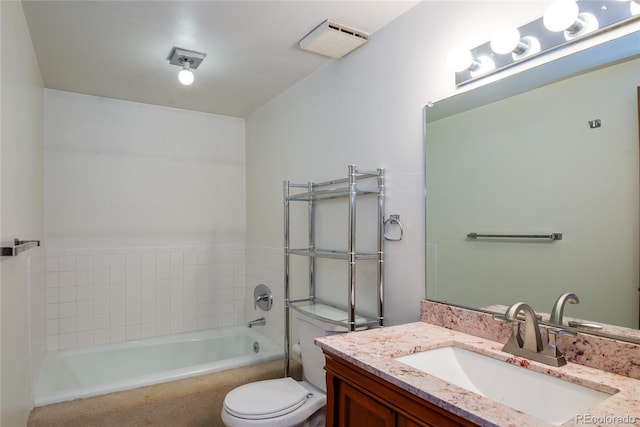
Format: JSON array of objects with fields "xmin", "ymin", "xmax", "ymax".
[
  {"xmin": 43, "ymin": 245, "xmax": 246, "ymax": 351},
  {"xmin": 245, "ymin": 245, "xmax": 286, "ymax": 347}
]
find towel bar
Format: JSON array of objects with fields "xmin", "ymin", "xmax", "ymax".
[
  {"xmin": 1, "ymin": 239, "xmax": 41, "ymax": 256},
  {"xmin": 467, "ymin": 233, "xmax": 562, "ymax": 241}
]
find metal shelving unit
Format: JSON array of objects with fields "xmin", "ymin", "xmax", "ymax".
[{"xmin": 284, "ymin": 164, "xmax": 385, "ymax": 376}]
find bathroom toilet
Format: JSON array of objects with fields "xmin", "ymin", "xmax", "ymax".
[{"xmin": 221, "ymin": 311, "xmax": 345, "ymax": 427}]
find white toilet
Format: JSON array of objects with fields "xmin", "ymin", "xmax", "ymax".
[{"xmin": 221, "ymin": 311, "xmax": 345, "ymax": 427}]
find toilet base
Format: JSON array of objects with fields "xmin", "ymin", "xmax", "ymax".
[{"xmin": 302, "ymin": 407, "xmax": 325, "ymax": 427}]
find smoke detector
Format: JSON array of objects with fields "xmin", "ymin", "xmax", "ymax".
[{"xmin": 299, "ymin": 20, "xmax": 369, "ymax": 59}]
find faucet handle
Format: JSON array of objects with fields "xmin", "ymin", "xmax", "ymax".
[
  {"xmin": 493, "ymin": 313, "xmax": 542, "ymax": 322},
  {"xmin": 253, "ymin": 284, "xmax": 273, "ymax": 311},
  {"xmin": 567, "ymin": 320, "xmax": 602, "ymax": 330}
]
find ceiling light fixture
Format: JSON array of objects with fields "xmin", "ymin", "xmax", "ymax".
[
  {"xmin": 167, "ymin": 47, "xmax": 206, "ymax": 86},
  {"xmin": 448, "ymin": 0, "xmax": 638, "ymax": 87}
]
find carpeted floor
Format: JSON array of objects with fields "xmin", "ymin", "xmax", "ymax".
[{"xmin": 28, "ymin": 358, "xmax": 301, "ymax": 427}]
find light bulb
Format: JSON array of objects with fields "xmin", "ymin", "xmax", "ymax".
[
  {"xmin": 544, "ymin": 0, "xmax": 580, "ymax": 32},
  {"xmin": 178, "ymin": 68, "xmax": 194, "ymax": 86},
  {"xmin": 470, "ymin": 56, "xmax": 496, "ymax": 77},
  {"xmin": 491, "ymin": 26, "xmax": 524, "ymax": 55},
  {"xmin": 447, "ymin": 48, "xmax": 477, "ymax": 72}
]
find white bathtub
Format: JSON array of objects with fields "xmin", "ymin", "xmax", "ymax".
[{"xmin": 34, "ymin": 326, "xmax": 283, "ymax": 406}]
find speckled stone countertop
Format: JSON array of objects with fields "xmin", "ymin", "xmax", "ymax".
[{"xmin": 315, "ymin": 322, "xmax": 640, "ymax": 427}]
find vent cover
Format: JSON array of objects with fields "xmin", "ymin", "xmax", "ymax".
[{"xmin": 299, "ymin": 20, "xmax": 369, "ymax": 59}]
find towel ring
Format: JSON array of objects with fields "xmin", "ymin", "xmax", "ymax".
[{"xmin": 383, "ymin": 215, "xmax": 404, "ymax": 241}]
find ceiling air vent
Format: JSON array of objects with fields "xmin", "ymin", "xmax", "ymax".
[{"xmin": 299, "ymin": 20, "xmax": 369, "ymax": 59}]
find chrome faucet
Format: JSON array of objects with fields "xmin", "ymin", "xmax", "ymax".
[
  {"xmin": 550, "ymin": 292, "xmax": 579, "ymax": 325},
  {"xmin": 247, "ymin": 317, "xmax": 266, "ymax": 328},
  {"xmin": 501, "ymin": 302, "xmax": 573, "ymax": 367},
  {"xmin": 503, "ymin": 302, "xmax": 543, "ymax": 354}
]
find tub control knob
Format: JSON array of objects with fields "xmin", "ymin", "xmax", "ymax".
[{"xmin": 254, "ymin": 284, "xmax": 273, "ymax": 311}]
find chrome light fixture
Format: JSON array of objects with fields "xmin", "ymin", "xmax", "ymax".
[
  {"xmin": 449, "ymin": 0, "xmax": 639, "ymax": 86},
  {"xmin": 167, "ymin": 47, "xmax": 206, "ymax": 86}
]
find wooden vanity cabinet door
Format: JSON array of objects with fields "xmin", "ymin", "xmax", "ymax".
[
  {"xmin": 336, "ymin": 381, "xmax": 395, "ymax": 427},
  {"xmin": 396, "ymin": 415, "xmax": 426, "ymax": 427},
  {"xmin": 324, "ymin": 351, "xmax": 478, "ymax": 427}
]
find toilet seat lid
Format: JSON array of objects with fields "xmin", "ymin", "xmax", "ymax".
[{"xmin": 223, "ymin": 377, "xmax": 310, "ymax": 420}]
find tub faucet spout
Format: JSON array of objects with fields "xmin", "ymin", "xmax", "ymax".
[{"xmin": 247, "ymin": 317, "xmax": 266, "ymax": 328}]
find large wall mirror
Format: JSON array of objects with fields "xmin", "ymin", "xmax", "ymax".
[{"xmin": 425, "ymin": 31, "xmax": 640, "ymax": 344}]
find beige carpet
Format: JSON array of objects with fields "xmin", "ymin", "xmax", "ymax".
[{"xmin": 28, "ymin": 359, "xmax": 301, "ymax": 427}]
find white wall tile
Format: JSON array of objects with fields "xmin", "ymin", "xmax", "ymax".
[
  {"xmin": 110, "ymin": 327, "xmax": 125, "ymax": 343},
  {"xmin": 46, "ymin": 335, "xmax": 60, "ymax": 352},
  {"xmin": 58, "ymin": 256, "xmax": 77, "ymax": 272},
  {"xmin": 110, "ymin": 254, "xmax": 126, "ymax": 269},
  {"xmin": 46, "ymin": 257, "xmax": 59, "ymax": 272},
  {"xmin": 58, "ymin": 286, "xmax": 76, "ymax": 303},
  {"xmin": 58, "ymin": 271, "xmax": 76, "ymax": 287},
  {"xmin": 59, "ymin": 333, "xmax": 77, "ymax": 350},
  {"xmin": 93, "ymin": 254, "xmax": 110, "ymax": 270},
  {"xmin": 93, "ymin": 329, "xmax": 110, "ymax": 345},
  {"xmin": 59, "ymin": 302, "xmax": 76, "ymax": 318},
  {"xmin": 126, "ymin": 253, "xmax": 141, "ymax": 268},
  {"xmin": 46, "ymin": 319, "xmax": 59, "ymax": 335},
  {"xmin": 77, "ymin": 255, "xmax": 93, "ymax": 271},
  {"xmin": 42, "ymin": 244, "xmax": 247, "ymax": 350}
]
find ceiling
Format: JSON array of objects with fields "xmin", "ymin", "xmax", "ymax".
[{"xmin": 22, "ymin": 0, "xmax": 420, "ymax": 118}]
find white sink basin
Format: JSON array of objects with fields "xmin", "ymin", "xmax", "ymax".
[{"xmin": 395, "ymin": 346, "xmax": 614, "ymax": 425}]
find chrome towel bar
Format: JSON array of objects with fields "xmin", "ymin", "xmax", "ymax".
[
  {"xmin": 467, "ymin": 233, "xmax": 562, "ymax": 241},
  {"xmin": 1, "ymin": 239, "xmax": 41, "ymax": 256}
]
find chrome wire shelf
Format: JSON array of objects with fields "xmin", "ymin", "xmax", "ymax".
[
  {"xmin": 287, "ymin": 187, "xmax": 379, "ymax": 202},
  {"xmin": 289, "ymin": 298, "xmax": 379, "ymax": 330},
  {"xmin": 288, "ymin": 248, "xmax": 379, "ymax": 260}
]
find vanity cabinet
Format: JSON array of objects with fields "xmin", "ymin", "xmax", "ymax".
[{"xmin": 323, "ymin": 352, "xmax": 478, "ymax": 427}]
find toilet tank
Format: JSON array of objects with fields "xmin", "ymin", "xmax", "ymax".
[{"xmin": 296, "ymin": 310, "xmax": 348, "ymax": 392}]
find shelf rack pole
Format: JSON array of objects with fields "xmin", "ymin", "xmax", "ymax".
[
  {"xmin": 283, "ymin": 180, "xmax": 291, "ymax": 377},
  {"xmin": 308, "ymin": 182, "xmax": 315, "ymax": 301},
  {"xmin": 348, "ymin": 164, "xmax": 357, "ymax": 332},
  {"xmin": 377, "ymin": 168, "xmax": 385, "ymax": 327}
]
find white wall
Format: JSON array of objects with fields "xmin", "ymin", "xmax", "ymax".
[
  {"xmin": 43, "ymin": 90, "xmax": 247, "ymax": 350},
  {"xmin": 1, "ymin": 1, "xmax": 45, "ymax": 424},
  {"xmin": 45, "ymin": 90, "xmax": 246, "ymax": 249},
  {"xmin": 244, "ymin": 1, "xmax": 548, "ymax": 326}
]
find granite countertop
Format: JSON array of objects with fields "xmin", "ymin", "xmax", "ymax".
[{"xmin": 315, "ymin": 322, "xmax": 640, "ymax": 427}]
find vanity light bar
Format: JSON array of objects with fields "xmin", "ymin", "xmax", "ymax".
[{"xmin": 453, "ymin": 0, "xmax": 640, "ymax": 86}]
